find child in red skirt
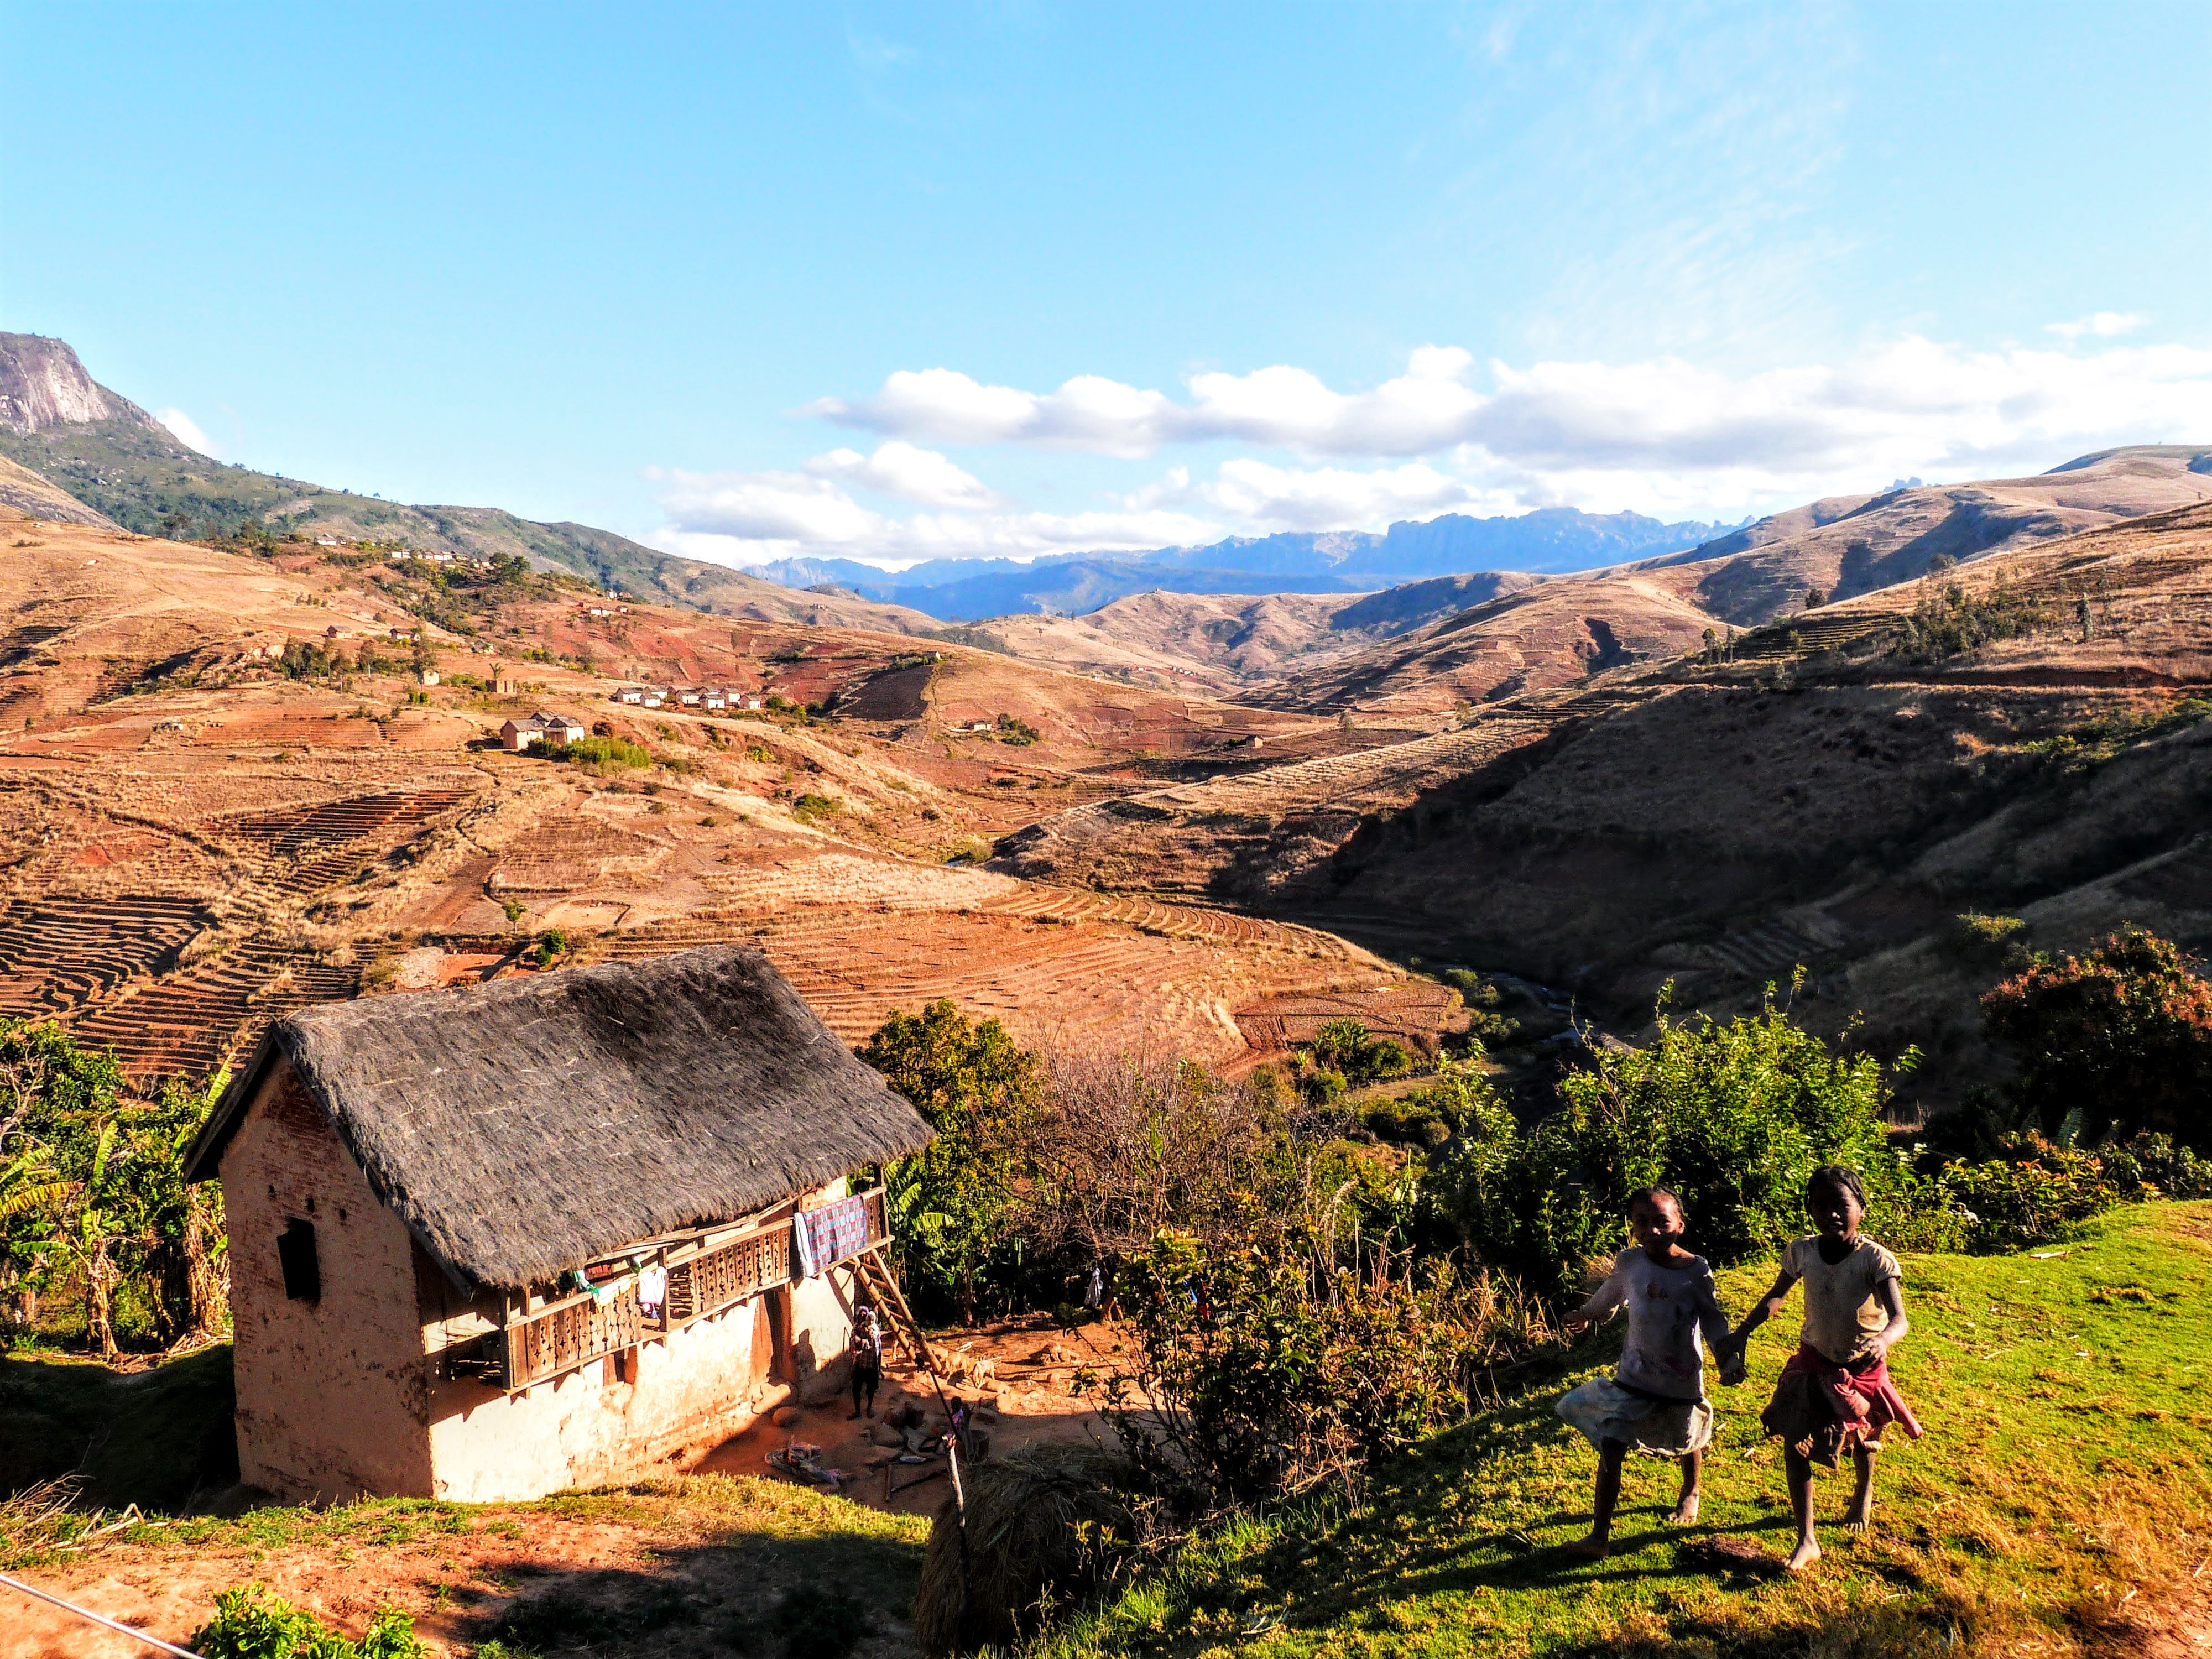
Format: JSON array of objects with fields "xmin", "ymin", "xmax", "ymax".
[{"xmin": 1723, "ymin": 1164, "xmax": 1923, "ymax": 1572}]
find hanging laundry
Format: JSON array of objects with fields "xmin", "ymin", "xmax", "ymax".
[
  {"xmin": 792, "ymin": 1195, "xmax": 870, "ymax": 1278},
  {"xmin": 637, "ymin": 1264, "xmax": 667, "ymax": 1316}
]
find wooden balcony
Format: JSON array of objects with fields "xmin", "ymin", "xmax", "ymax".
[{"xmin": 471, "ymin": 1186, "xmax": 892, "ymax": 1392}]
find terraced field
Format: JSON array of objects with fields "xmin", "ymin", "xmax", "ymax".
[
  {"xmin": 0, "ymin": 895, "xmax": 208, "ymax": 1018},
  {"xmin": 1234, "ymin": 981, "xmax": 1470, "ymax": 1056},
  {"xmin": 992, "ymin": 712, "xmax": 1554, "ymax": 896},
  {"xmin": 70, "ymin": 943, "xmax": 360, "ymax": 1083}
]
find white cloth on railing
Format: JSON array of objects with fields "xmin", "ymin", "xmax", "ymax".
[{"xmin": 637, "ymin": 1264, "xmax": 667, "ymax": 1316}]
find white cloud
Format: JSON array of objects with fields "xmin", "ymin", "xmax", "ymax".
[
  {"xmin": 663, "ymin": 330, "xmax": 2212, "ymax": 566},
  {"xmin": 2046, "ymin": 311, "xmax": 2146, "ymax": 342},
  {"xmin": 156, "ymin": 408, "xmax": 218, "ymax": 457},
  {"xmin": 805, "ymin": 441, "xmax": 1000, "ymax": 509},
  {"xmin": 807, "ymin": 336, "xmax": 2212, "ymax": 489},
  {"xmin": 651, "ymin": 465, "xmax": 1218, "ymax": 568},
  {"xmin": 1197, "ymin": 458, "xmax": 1520, "ymax": 533}
]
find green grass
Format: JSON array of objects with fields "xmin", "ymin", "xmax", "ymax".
[{"xmin": 1039, "ymin": 1203, "xmax": 2212, "ymax": 1657}]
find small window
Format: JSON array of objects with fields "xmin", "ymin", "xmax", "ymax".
[{"xmin": 278, "ymin": 1218, "xmax": 321, "ymax": 1304}]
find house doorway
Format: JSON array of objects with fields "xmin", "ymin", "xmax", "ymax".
[{"xmin": 751, "ymin": 1287, "xmax": 791, "ymax": 1385}]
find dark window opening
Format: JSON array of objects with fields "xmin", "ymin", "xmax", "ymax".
[{"xmin": 278, "ymin": 1218, "xmax": 321, "ymax": 1303}]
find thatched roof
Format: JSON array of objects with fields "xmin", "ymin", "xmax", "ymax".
[{"xmin": 185, "ymin": 945, "xmax": 932, "ymax": 1292}]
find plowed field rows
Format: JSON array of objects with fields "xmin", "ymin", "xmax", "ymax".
[
  {"xmin": 488, "ymin": 818, "xmax": 666, "ymax": 895},
  {"xmin": 586, "ymin": 889, "xmax": 1388, "ymax": 1058},
  {"xmin": 0, "ymin": 895, "xmax": 207, "ymax": 1016},
  {"xmin": 215, "ymin": 787, "xmax": 480, "ymax": 855},
  {"xmin": 70, "ymin": 945, "xmax": 360, "ymax": 1081},
  {"xmin": 1235, "ymin": 983, "xmax": 1470, "ymax": 1056}
]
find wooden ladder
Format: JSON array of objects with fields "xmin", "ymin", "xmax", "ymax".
[{"xmin": 853, "ymin": 1246, "xmax": 938, "ymax": 1375}]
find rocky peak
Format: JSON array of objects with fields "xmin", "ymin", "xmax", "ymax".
[{"xmin": 0, "ymin": 332, "xmax": 164, "ymax": 436}]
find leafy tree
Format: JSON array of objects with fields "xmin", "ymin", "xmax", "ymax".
[
  {"xmin": 0, "ymin": 1022, "xmax": 227, "ymax": 1353},
  {"xmin": 1303, "ymin": 1018, "xmax": 1412, "ymax": 1087},
  {"xmin": 861, "ymin": 1001, "xmax": 1037, "ymax": 1321},
  {"xmin": 1981, "ymin": 927, "xmax": 2212, "ymax": 1150},
  {"xmin": 1444, "ymin": 984, "xmax": 1910, "ymax": 1300}
]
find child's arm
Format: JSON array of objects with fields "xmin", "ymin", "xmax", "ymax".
[
  {"xmin": 1728, "ymin": 1269, "xmax": 1798, "ymax": 1351},
  {"xmin": 1560, "ymin": 1262, "xmax": 1631, "ymax": 1336},
  {"xmin": 1864, "ymin": 1276, "xmax": 1908, "ymax": 1360}
]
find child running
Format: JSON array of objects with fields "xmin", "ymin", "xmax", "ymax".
[
  {"xmin": 1723, "ymin": 1164, "xmax": 1923, "ymax": 1572},
  {"xmin": 1556, "ymin": 1186, "xmax": 1733, "ymax": 1560}
]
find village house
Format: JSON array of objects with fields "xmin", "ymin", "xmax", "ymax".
[
  {"xmin": 497, "ymin": 711, "xmax": 587, "ymax": 751},
  {"xmin": 183, "ymin": 946, "xmax": 932, "ymax": 1503},
  {"xmin": 676, "ymin": 688, "xmax": 703, "ymax": 708},
  {"xmin": 702, "ymin": 687, "xmax": 728, "ymax": 711}
]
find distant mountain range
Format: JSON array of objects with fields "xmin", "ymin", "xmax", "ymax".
[{"xmin": 753, "ymin": 507, "xmax": 1740, "ymax": 622}]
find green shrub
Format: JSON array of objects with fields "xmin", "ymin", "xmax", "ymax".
[
  {"xmin": 543, "ymin": 734, "xmax": 651, "ymax": 771},
  {"xmin": 1444, "ymin": 985, "xmax": 1910, "ymax": 1300},
  {"xmin": 1950, "ymin": 910, "xmax": 2027, "ymax": 960},
  {"xmin": 531, "ymin": 930, "xmax": 568, "ymax": 968},
  {"xmin": 1981, "ymin": 926, "xmax": 2212, "ymax": 1149},
  {"xmin": 1299, "ymin": 1018, "xmax": 1412, "ymax": 1088},
  {"xmin": 1095, "ymin": 1227, "xmax": 1545, "ymax": 1504},
  {"xmin": 791, "ymin": 792, "xmax": 842, "ymax": 823},
  {"xmin": 193, "ymin": 1585, "xmax": 424, "ymax": 1659}
]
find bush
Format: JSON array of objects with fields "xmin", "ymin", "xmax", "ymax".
[
  {"xmin": 1981, "ymin": 927, "xmax": 2212, "ymax": 1150},
  {"xmin": 1301, "ymin": 1018, "xmax": 1411, "ymax": 1088},
  {"xmin": 1444, "ymin": 985, "xmax": 1909, "ymax": 1300},
  {"xmin": 791, "ymin": 792, "xmax": 842, "ymax": 823},
  {"xmin": 544, "ymin": 734, "xmax": 651, "ymax": 772},
  {"xmin": 1093, "ymin": 1228, "xmax": 1546, "ymax": 1505},
  {"xmin": 194, "ymin": 1585, "xmax": 424, "ymax": 1659}
]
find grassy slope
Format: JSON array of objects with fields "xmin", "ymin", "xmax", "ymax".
[{"xmin": 1044, "ymin": 1202, "xmax": 2212, "ymax": 1658}]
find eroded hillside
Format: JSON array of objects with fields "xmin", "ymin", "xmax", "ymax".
[
  {"xmin": 994, "ymin": 502, "xmax": 2212, "ymax": 1111},
  {"xmin": 0, "ymin": 514, "xmax": 1411, "ymax": 1081}
]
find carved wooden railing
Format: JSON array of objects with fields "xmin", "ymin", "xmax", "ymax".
[{"xmin": 474, "ymin": 1187, "xmax": 891, "ymax": 1391}]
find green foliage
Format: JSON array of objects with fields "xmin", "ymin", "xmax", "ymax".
[
  {"xmin": 1096, "ymin": 1228, "xmax": 1545, "ymax": 1505},
  {"xmin": 1301, "ymin": 1019, "xmax": 1412, "ymax": 1088},
  {"xmin": 1445, "ymin": 985, "xmax": 1908, "ymax": 1300},
  {"xmin": 862, "ymin": 1001, "xmax": 1039, "ymax": 1320},
  {"xmin": 192, "ymin": 1585, "xmax": 424, "ymax": 1659},
  {"xmin": 543, "ymin": 734, "xmax": 651, "ymax": 772},
  {"xmin": 1888, "ymin": 578, "xmax": 2048, "ymax": 660},
  {"xmin": 995, "ymin": 712, "xmax": 1041, "ymax": 745},
  {"xmin": 1951, "ymin": 909, "xmax": 2027, "ymax": 960},
  {"xmin": 278, "ymin": 640, "xmax": 346, "ymax": 683},
  {"xmin": 499, "ymin": 897, "xmax": 526, "ymax": 925},
  {"xmin": 1982, "ymin": 927, "xmax": 2212, "ymax": 1149},
  {"xmin": 1438, "ymin": 970, "xmax": 1521, "ymax": 1046},
  {"xmin": 791, "ymin": 792, "xmax": 842, "ymax": 823},
  {"xmin": 2022, "ymin": 695, "xmax": 2212, "ymax": 764},
  {"xmin": 1, "ymin": 1024, "xmax": 227, "ymax": 1354},
  {"xmin": 531, "ymin": 930, "xmax": 568, "ymax": 968}
]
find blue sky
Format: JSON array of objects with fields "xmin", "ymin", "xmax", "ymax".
[{"xmin": 6, "ymin": 2, "xmax": 2209, "ymax": 567}]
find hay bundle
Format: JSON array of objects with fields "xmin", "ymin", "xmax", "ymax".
[{"xmin": 912, "ymin": 1444, "xmax": 1142, "ymax": 1657}]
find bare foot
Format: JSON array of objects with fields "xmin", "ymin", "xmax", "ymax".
[
  {"xmin": 1842, "ymin": 1503, "xmax": 1872, "ymax": 1531},
  {"xmin": 1562, "ymin": 1535, "xmax": 1610, "ymax": 1561},
  {"xmin": 1786, "ymin": 1537, "xmax": 1822, "ymax": 1573},
  {"xmin": 1667, "ymin": 1495, "xmax": 1700, "ymax": 1525}
]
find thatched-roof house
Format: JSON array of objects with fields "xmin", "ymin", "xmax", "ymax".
[{"xmin": 185, "ymin": 946, "xmax": 931, "ymax": 1503}]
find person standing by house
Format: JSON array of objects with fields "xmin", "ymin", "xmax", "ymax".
[{"xmin": 848, "ymin": 1304, "xmax": 883, "ymax": 1420}]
